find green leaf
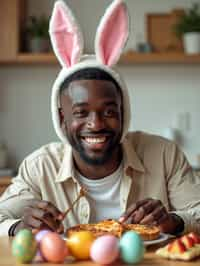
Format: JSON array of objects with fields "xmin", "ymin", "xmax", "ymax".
[
  {"xmin": 25, "ymin": 15, "xmax": 50, "ymax": 39},
  {"xmin": 174, "ymin": 3, "xmax": 200, "ymax": 37}
]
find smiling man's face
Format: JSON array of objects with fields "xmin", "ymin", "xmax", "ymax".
[{"xmin": 60, "ymin": 79, "xmax": 122, "ymax": 165}]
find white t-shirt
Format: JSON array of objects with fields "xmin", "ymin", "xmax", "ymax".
[{"xmin": 76, "ymin": 163, "xmax": 122, "ymax": 223}]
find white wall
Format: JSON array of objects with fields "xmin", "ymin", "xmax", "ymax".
[{"xmin": 0, "ymin": 0, "xmax": 200, "ymax": 168}]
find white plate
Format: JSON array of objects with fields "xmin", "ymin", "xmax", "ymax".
[{"xmin": 144, "ymin": 233, "xmax": 169, "ymax": 246}]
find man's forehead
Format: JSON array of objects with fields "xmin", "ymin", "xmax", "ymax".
[{"xmin": 62, "ymin": 79, "xmax": 120, "ymax": 99}]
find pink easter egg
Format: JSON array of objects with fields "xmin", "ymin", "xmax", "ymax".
[
  {"xmin": 40, "ymin": 232, "xmax": 68, "ymax": 263},
  {"xmin": 90, "ymin": 235, "xmax": 119, "ymax": 264}
]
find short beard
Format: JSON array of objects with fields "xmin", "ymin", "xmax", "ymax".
[
  {"xmin": 78, "ymin": 146, "xmax": 114, "ymax": 165},
  {"xmin": 67, "ymin": 133, "xmax": 121, "ymax": 166}
]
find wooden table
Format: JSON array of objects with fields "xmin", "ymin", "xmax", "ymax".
[
  {"xmin": 1, "ymin": 237, "xmax": 200, "ymax": 266},
  {"xmin": 0, "ymin": 176, "xmax": 11, "ymax": 195}
]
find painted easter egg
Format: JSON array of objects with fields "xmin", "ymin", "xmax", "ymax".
[
  {"xmin": 12, "ymin": 229, "xmax": 37, "ymax": 263},
  {"xmin": 34, "ymin": 230, "xmax": 50, "ymax": 262},
  {"xmin": 40, "ymin": 232, "xmax": 68, "ymax": 263},
  {"xmin": 119, "ymin": 231, "xmax": 145, "ymax": 264},
  {"xmin": 35, "ymin": 229, "xmax": 50, "ymax": 242},
  {"xmin": 66, "ymin": 231, "xmax": 95, "ymax": 260},
  {"xmin": 90, "ymin": 235, "xmax": 119, "ymax": 264}
]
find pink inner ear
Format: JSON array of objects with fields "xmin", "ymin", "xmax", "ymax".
[
  {"xmin": 51, "ymin": 6, "xmax": 81, "ymax": 67},
  {"xmin": 99, "ymin": 4, "xmax": 128, "ymax": 66}
]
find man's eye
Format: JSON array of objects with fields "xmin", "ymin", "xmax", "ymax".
[
  {"xmin": 73, "ymin": 110, "xmax": 87, "ymax": 117},
  {"xmin": 104, "ymin": 109, "xmax": 117, "ymax": 117}
]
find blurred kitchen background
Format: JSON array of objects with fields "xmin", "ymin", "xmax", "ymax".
[{"xmin": 0, "ymin": 0, "xmax": 200, "ymax": 182}]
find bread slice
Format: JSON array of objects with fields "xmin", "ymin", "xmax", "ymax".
[
  {"xmin": 156, "ymin": 233, "xmax": 200, "ymax": 261},
  {"xmin": 66, "ymin": 219, "xmax": 160, "ymax": 241},
  {"xmin": 156, "ymin": 245, "xmax": 200, "ymax": 261}
]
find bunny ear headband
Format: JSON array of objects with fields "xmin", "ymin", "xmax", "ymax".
[{"xmin": 50, "ymin": 0, "xmax": 131, "ymax": 143}]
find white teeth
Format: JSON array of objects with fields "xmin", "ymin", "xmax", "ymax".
[{"xmin": 84, "ymin": 137, "xmax": 106, "ymax": 144}]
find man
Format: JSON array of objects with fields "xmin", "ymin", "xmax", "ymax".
[
  {"xmin": 0, "ymin": 67, "xmax": 200, "ymax": 236},
  {"xmin": 0, "ymin": 0, "xmax": 200, "ymax": 236}
]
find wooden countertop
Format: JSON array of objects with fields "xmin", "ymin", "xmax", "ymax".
[
  {"xmin": 0, "ymin": 237, "xmax": 200, "ymax": 266},
  {"xmin": 0, "ymin": 176, "xmax": 12, "ymax": 185}
]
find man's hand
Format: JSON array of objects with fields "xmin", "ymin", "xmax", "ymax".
[
  {"xmin": 14, "ymin": 200, "xmax": 64, "ymax": 235},
  {"xmin": 119, "ymin": 198, "xmax": 184, "ymax": 234}
]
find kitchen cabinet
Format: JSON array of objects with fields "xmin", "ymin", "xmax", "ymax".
[
  {"xmin": 0, "ymin": 177, "xmax": 11, "ymax": 195},
  {"xmin": 0, "ymin": 0, "xmax": 25, "ymax": 63}
]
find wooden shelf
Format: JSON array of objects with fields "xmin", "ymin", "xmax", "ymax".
[
  {"xmin": 120, "ymin": 51, "xmax": 200, "ymax": 64},
  {"xmin": 1, "ymin": 51, "xmax": 200, "ymax": 65},
  {"xmin": 1, "ymin": 1, "xmax": 200, "ymax": 66},
  {"xmin": 0, "ymin": 53, "xmax": 58, "ymax": 65},
  {"xmin": 0, "ymin": 176, "xmax": 12, "ymax": 195},
  {"xmin": 0, "ymin": 176, "xmax": 12, "ymax": 186},
  {"xmin": 17, "ymin": 53, "xmax": 58, "ymax": 64}
]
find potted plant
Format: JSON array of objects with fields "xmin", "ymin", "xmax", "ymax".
[
  {"xmin": 26, "ymin": 15, "xmax": 50, "ymax": 53},
  {"xmin": 174, "ymin": 3, "xmax": 200, "ymax": 54}
]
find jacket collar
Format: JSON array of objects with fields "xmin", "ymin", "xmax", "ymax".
[
  {"xmin": 55, "ymin": 136, "xmax": 145, "ymax": 183},
  {"xmin": 122, "ymin": 135, "xmax": 145, "ymax": 174},
  {"xmin": 55, "ymin": 144, "xmax": 75, "ymax": 183}
]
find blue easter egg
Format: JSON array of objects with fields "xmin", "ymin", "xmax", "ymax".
[{"xmin": 119, "ymin": 231, "xmax": 145, "ymax": 264}]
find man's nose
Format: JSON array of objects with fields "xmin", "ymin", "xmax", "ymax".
[{"xmin": 86, "ymin": 112, "xmax": 105, "ymax": 130}]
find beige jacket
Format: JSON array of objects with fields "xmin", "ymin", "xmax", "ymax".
[{"xmin": 0, "ymin": 131, "xmax": 200, "ymax": 236}]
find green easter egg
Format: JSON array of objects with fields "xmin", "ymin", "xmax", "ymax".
[{"xmin": 12, "ymin": 229, "xmax": 37, "ymax": 263}]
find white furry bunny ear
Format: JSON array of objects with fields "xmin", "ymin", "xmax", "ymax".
[
  {"xmin": 49, "ymin": 0, "xmax": 84, "ymax": 68},
  {"xmin": 95, "ymin": 0, "xmax": 129, "ymax": 67}
]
